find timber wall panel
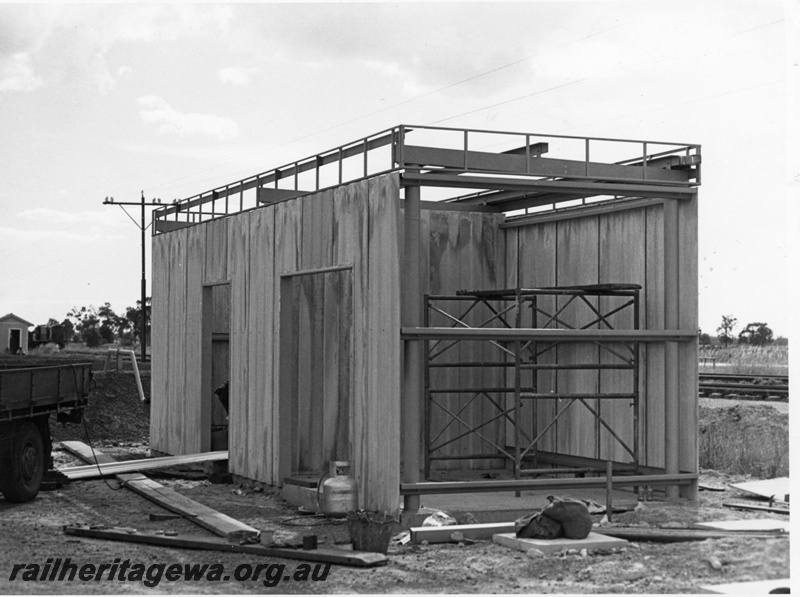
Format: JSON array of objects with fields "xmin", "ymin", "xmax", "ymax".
[
  {"xmin": 183, "ymin": 225, "xmax": 205, "ymax": 454},
  {"xmin": 150, "ymin": 233, "xmax": 170, "ymax": 454},
  {"xmin": 677, "ymin": 197, "xmax": 699, "ymax": 480},
  {"xmin": 516, "ymin": 221, "xmax": 559, "ymax": 455},
  {"xmin": 204, "ymin": 218, "xmax": 229, "ymax": 283},
  {"xmin": 503, "ymin": 200, "xmax": 697, "ymax": 472},
  {"xmin": 423, "ymin": 209, "xmax": 507, "ymax": 470},
  {"xmin": 364, "ymin": 174, "xmax": 401, "ymax": 510},
  {"xmin": 167, "ymin": 229, "xmax": 188, "ymax": 455},
  {"xmin": 273, "ymin": 198, "xmax": 303, "ymax": 484},
  {"xmin": 645, "ymin": 205, "xmax": 665, "ymax": 467},
  {"xmin": 247, "ymin": 207, "xmax": 275, "ymax": 483},
  {"xmin": 598, "ymin": 209, "xmax": 645, "ymax": 462},
  {"xmin": 555, "ymin": 216, "xmax": 600, "ymax": 459},
  {"xmin": 346, "ymin": 179, "xmax": 370, "ymax": 509},
  {"xmin": 227, "ymin": 214, "xmax": 251, "ymax": 476}
]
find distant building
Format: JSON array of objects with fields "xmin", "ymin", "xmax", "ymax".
[{"xmin": 0, "ymin": 313, "xmax": 34, "ymax": 354}]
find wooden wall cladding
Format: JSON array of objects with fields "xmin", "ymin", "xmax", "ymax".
[
  {"xmin": 506, "ymin": 199, "xmax": 698, "ymax": 472},
  {"xmin": 151, "ymin": 173, "xmax": 401, "ymax": 513},
  {"xmin": 421, "ymin": 209, "xmax": 507, "ymax": 470}
]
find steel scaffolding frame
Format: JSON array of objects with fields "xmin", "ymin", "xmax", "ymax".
[{"xmin": 423, "ymin": 284, "xmax": 641, "ymax": 482}]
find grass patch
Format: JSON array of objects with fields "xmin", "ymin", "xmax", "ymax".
[{"xmin": 699, "ymin": 404, "xmax": 789, "ymax": 478}]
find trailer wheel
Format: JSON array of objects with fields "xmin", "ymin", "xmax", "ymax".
[{"xmin": 0, "ymin": 421, "xmax": 44, "ymax": 502}]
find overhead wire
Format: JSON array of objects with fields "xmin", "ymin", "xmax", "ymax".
[
  {"xmin": 144, "ymin": 19, "xmax": 635, "ymax": 195},
  {"xmin": 430, "ymin": 17, "xmax": 785, "ymax": 131}
]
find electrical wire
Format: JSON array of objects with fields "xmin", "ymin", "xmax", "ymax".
[
  {"xmin": 144, "ymin": 20, "xmax": 635, "ymax": 195},
  {"xmin": 73, "ymin": 365, "xmax": 125, "ymax": 492}
]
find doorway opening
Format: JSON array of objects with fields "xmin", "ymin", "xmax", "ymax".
[
  {"xmin": 202, "ymin": 283, "xmax": 231, "ymax": 451},
  {"xmin": 278, "ymin": 267, "xmax": 353, "ymax": 481}
]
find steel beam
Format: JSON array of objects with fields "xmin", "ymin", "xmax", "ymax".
[
  {"xmin": 401, "ymin": 327, "xmax": 696, "ymax": 342},
  {"xmin": 401, "ymin": 145, "xmax": 691, "ymax": 183},
  {"xmin": 400, "ymin": 172, "xmax": 697, "ymax": 201},
  {"xmin": 399, "ymin": 473, "xmax": 698, "ymax": 495}
]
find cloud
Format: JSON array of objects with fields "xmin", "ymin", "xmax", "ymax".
[
  {"xmin": 0, "ymin": 52, "xmax": 43, "ymax": 92},
  {"xmin": 219, "ymin": 66, "xmax": 257, "ymax": 86},
  {"xmin": 138, "ymin": 96, "xmax": 239, "ymax": 140}
]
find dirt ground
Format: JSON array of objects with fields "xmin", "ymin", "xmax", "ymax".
[{"xmin": 0, "ymin": 369, "xmax": 792, "ymax": 594}]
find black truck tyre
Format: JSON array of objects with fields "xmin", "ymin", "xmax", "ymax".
[{"xmin": 0, "ymin": 420, "xmax": 45, "ymax": 502}]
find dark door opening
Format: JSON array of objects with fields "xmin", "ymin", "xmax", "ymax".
[
  {"xmin": 202, "ymin": 283, "xmax": 231, "ymax": 451},
  {"xmin": 9, "ymin": 329, "xmax": 21, "ymax": 354},
  {"xmin": 279, "ymin": 268, "xmax": 353, "ymax": 480}
]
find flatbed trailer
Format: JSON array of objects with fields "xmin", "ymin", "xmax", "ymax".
[{"xmin": 0, "ymin": 361, "xmax": 93, "ymax": 501}]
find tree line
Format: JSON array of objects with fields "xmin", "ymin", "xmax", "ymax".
[
  {"xmin": 699, "ymin": 315, "xmax": 785, "ymax": 347},
  {"xmin": 44, "ymin": 298, "xmax": 151, "ymax": 348}
]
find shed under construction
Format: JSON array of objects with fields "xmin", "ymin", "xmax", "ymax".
[{"xmin": 150, "ymin": 125, "xmax": 701, "ymax": 514}]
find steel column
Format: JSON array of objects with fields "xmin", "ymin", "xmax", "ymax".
[
  {"xmin": 402, "ymin": 185, "xmax": 423, "ymax": 513},
  {"xmin": 663, "ymin": 199, "xmax": 680, "ymax": 498}
]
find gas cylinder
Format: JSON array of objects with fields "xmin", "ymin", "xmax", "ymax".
[{"xmin": 318, "ymin": 461, "xmax": 358, "ymax": 517}]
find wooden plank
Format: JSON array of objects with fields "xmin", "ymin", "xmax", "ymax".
[
  {"xmin": 645, "ymin": 204, "xmax": 665, "ymax": 468},
  {"xmin": 349, "ymin": 179, "xmax": 370, "ymax": 511},
  {"xmin": 517, "ymin": 221, "xmax": 558, "ymax": 455},
  {"xmin": 227, "ymin": 214, "xmax": 250, "ymax": 477},
  {"xmin": 64, "ymin": 525, "xmax": 388, "ymax": 568},
  {"xmin": 247, "ymin": 206, "xmax": 275, "ymax": 483},
  {"xmin": 677, "ymin": 196, "xmax": 699, "ymax": 498},
  {"xmin": 59, "ymin": 440, "xmax": 117, "ymax": 465},
  {"xmin": 424, "ymin": 210, "xmax": 508, "ymax": 470},
  {"xmin": 184, "ymin": 225, "xmax": 204, "ymax": 454},
  {"xmin": 593, "ymin": 526, "xmax": 787, "ymax": 543},
  {"xmin": 411, "ymin": 522, "xmax": 515, "ymax": 544},
  {"xmin": 275, "ymin": 198, "xmax": 303, "ymax": 485},
  {"xmin": 694, "ymin": 519, "xmax": 789, "ymax": 533},
  {"xmin": 699, "ymin": 579, "xmax": 792, "ymax": 595},
  {"xmin": 723, "ymin": 502, "xmax": 790, "ymax": 515},
  {"xmin": 301, "ymin": 189, "xmax": 334, "ymax": 271},
  {"xmin": 729, "ymin": 477, "xmax": 790, "ymax": 501},
  {"xmin": 204, "ymin": 217, "xmax": 229, "ymax": 283},
  {"xmin": 167, "ymin": 229, "xmax": 188, "ymax": 455},
  {"xmin": 59, "ymin": 442, "xmax": 261, "ymax": 543},
  {"xmin": 364, "ymin": 174, "xmax": 401, "ymax": 512},
  {"xmin": 598, "ymin": 208, "xmax": 645, "ymax": 463},
  {"xmin": 556, "ymin": 216, "xmax": 600, "ymax": 459},
  {"xmin": 332, "ymin": 185, "xmax": 360, "ymax": 482},
  {"xmin": 150, "ymin": 234, "xmax": 169, "ymax": 454},
  {"xmin": 116, "ymin": 474, "xmax": 259, "ymax": 541},
  {"xmin": 59, "ymin": 451, "xmax": 229, "ymax": 480}
]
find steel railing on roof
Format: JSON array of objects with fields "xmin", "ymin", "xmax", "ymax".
[{"xmin": 152, "ymin": 124, "xmax": 700, "ymax": 233}]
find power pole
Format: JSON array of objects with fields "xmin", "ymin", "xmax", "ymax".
[{"xmin": 103, "ymin": 192, "xmax": 162, "ymax": 362}]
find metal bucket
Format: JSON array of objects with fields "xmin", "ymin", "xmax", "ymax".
[{"xmin": 346, "ymin": 511, "xmax": 397, "ymax": 554}]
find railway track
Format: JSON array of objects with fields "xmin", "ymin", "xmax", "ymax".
[{"xmin": 699, "ymin": 372, "xmax": 788, "ymax": 401}]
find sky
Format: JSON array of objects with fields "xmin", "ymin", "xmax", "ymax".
[{"xmin": 0, "ymin": 1, "xmax": 798, "ymax": 341}]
